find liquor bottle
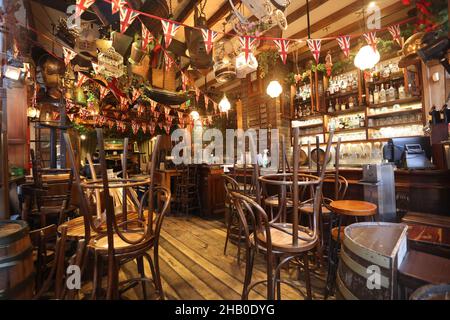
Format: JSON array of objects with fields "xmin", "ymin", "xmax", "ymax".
[
  {"xmin": 359, "ymin": 115, "xmax": 365, "ymax": 127},
  {"xmin": 387, "ymin": 84, "xmax": 396, "ymax": 101},
  {"xmin": 369, "ymin": 91, "xmax": 374, "ymax": 104},
  {"xmin": 398, "ymin": 84, "xmax": 406, "ymax": 100},
  {"xmin": 373, "ymin": 86, "xmax": 380, "ymax": 105},
  {"xmin": 348, "ymin": 96, "xmax": 355, "ymax": 109},
  {"xmin": 352, "ymin": 75, "xmax": 358, "ymax": 90},
  {"xmin": 340, "ymin": 98, "xmax": 346, "ymax": 111},
  {"xmin": 328, "ymin": 100, "xmax": 334, "ymax": 113},
  {"xmin": 379, "ymin": 84, "xmax": 387, "ymax": 103}
]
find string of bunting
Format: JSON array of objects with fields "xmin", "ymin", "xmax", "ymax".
[{"xmin": 92, "ymin": 0, "xmax": 415, "ymax": 64}]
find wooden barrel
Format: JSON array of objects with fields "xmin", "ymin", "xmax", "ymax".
[
  {"xmin": 0, "ymin": 220, "xmax": 34, "ymax": 299},
  {"xmin": 410, "ymin": 284, "xmax": 450, "ymax": 300},
  {"xmin": 336, "ymin": 222, "xmax": 408, "ymax": 300}
]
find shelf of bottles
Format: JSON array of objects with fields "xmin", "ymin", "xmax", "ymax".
[{"xmin": 325, "ymin": 70, "xmax": 361, "ymax": 114}]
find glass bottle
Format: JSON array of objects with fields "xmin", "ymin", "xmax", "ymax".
[
  {"xmin": 398, "ymin": 84, "xmax": 406, "ymax": 100},
  {"xmin": 373, "ymin": 86, "xmax": 380, "ymax": 105},
  {"xmin": 328, "ymin": 100, "xmax": 334, "ymax": 113},
  {"xmin": 387, "ymin": 84, "xmax": 396, "ymax": 101},
  {"xmin": 348, "ymin": 96, "xmax": 354, "ymax": 109},
  {"xmin": 379, "ymin": 84, "xmax": 387, "ymax": 103}
]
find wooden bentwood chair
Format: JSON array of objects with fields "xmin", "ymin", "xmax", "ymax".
[
  {"xmin": 230, "ymin": 128, "xmax": 334, "ymax": 300},
  {"xmin": 64, "ymin": 129, "xmax": 171, "ymax": 300}
]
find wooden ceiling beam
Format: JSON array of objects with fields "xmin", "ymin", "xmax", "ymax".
[
  {"xmin": 288, "ymin": 0, "xmax": 365, "ymax": 40},
  {"xmin": 175, "ymin": 0, "xmax": 198, "ymax": 23},
  {"xmin": 293, "ymin": 1, "xmax": 409, "ymax": 61},
  {"xmin": 207, "ymin": 0, "xmax": 240, "ymax": 28}
]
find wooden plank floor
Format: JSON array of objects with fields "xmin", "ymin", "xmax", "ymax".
[{"xmin": 93, "ymin": 215, "xmax": 331, "ymax": 300}]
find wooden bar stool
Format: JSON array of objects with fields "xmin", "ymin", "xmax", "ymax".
[{"xmin": 324, "ymin": 199, "xmax": 378, "ymax": 298}]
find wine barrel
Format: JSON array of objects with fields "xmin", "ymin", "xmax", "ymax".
[
  {"xmin": 0, "ymin": 221, "xmax": 34, "ymax": 299},
  {"xmin": 336, "ymin": 222, "xmax": 408, "ymax": 300},
  {"xmin": 410, "ymin": 284, "xmax": 450, "ymax": 300}
]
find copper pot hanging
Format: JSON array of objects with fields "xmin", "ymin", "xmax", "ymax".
[{"xmin": 40, "ymin": 55, "xmax": 65, "ymax": 88}]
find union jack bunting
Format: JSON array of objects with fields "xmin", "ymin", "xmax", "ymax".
[
  {"xmin": 201, "ymin": 29, "xmax": 218, "ymax": 54},
  {"xmin": 161, "ymin": 20, "xmax": 180, "ymax": 48},
  {"xmin": 363, "ymin": 32, "xmax": 378, "ymax": 52},
  {"xmin": 164, "ymin": 106, "xmax": 171, "ymax": 114},
  {"xmin": 336, "ymin": 36, "xmax": 351, "ymax": 58},
  {"xmin": 132, "ymin": 88, "xmax": 141, "ymax": 103},
  {"xmin": 91, "ymin": 62, "xmax": 101, "ymax": 75},
  {"xmin": 111, "ymin": 0, "xmax": 126, "ymax": 15},
  {"xmin": 141, "ymin": 123, "xmax": 147, "ymax": 133},
  {"xmin": 75, "ymin": 0, "xmax": 96, "ymax": 18},
  {"xmin": 68, "ymin": 113, "xmax": 75, "ymax": 122},
  {"xmin": 117, "ymin": 121, "xmax": 127, "ymax": 132},
  {"xmin": 273, "ymin": 39, "xmax": 290, "ymax": 64},
  {"xmin": 307, "ymin": 39, "xmax": 322, "ymax": 64},
  {"xmin": 113, "ymin": 111, "xmax": 121, "ymax": 119},
  {"xmin": 62, "ymin": 47, "xmax": 77, "ymax": 66},
  {"xmin": 166, "ymin": 115, "xmax": 173, "ymax": 125},
  {"xmin": 388, "ymin": 24, "xmax": 402, "ymax": 46},
  {"xmin": 153, "ymin": 111, "xmax": 160, "ymax": 121},
  {"xmin": 79, "ymin": 108, "xmax": 90, "ymax": 120},
  {"xmin": 164, "ymin": 51, "xmax": 173, "ymax": 71},
  {"xmin": 181, "ymin": 72, "xmax": 189, "ymax": 91},
  {"xmin": 120, "ymin": 5, "xmax": 139, "ymax": 33},
  {"xmin": 141, "ymin": 23, "xmax": 154, "ymax": 50},
  {"xmin": 95, "ymin": 115, "xmax": 107, "ymax": 127},
  {"xmin": 163, "ymin": 124, "xmax": 171, "ymax": 135},
  {"xmin": 204, "ymin": 95, "xmax": 209, "ymax": 109},
  {"xmin": 131, "ymin": 121, "xmax": 140, "ymax": 135},
  {"xmin": 177, "ymin": 111, "xmax": 184, "ymax": 119},
  {"xmin": 108, "ymin": 120, "xmax": 115, "ymax": 129},
  {"xmin": 137, "ymin": 104, "xmax": 145, "ymax": 117},
  {"xmin": 99, "ymin": 85, "xmax": 110, "ymax": 100},
  {"xmin": 149, "ymin": 122, "xmax": 156, "ymax": 135},
  {"xmin": 239, "ymin": 36, "xmax": 257, "ymax": 63},
  {"xmin": 158, "ymin": 122, "xmax": 163, "ymax": 129},
  {"xmin": 76, "ymin": 72, "xmax": 89, "ymax": 87},
  {"xmin": 120, "ymin": 96, "xmax": 129, "ymax": 111},
  {"xmin": 149, "ymin": 100, "xmax": 157, "ymax": 110},
  {"xmin": 195, "ymin": 87, "xmax": 200, "ymax": 103}
]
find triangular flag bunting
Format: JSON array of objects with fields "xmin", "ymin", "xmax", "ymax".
[
  {"xmin": 62, "ymin": 47, "xmax": 77, "ymax": 66},
  {"xmin": 120, "ymin": 96, "xmax": 129, "ymax": 111},
  {"xmin": 99, "ymin": 85, "xmax": 110, "ymax": 100},
  {"xmin": 363, "ymin": 32, "xmax": 378, "ymax": 52},
  {"xmin": 239, "ymin": 36, "xmax": 257, "ymax": 63},
  {"xmin": 131, "ymin": 121, "xmax": 140, "ymax": 135},
  {"xmin": 76, "ymin": 72, "xmax": 89, "ymax": 87},
  {"xmin": 164, "ymin": 51, "xmax": 173, "ymax": 71},
  {"xmin": 204, "ymin": 95, "xmax": 209, "ymax": 109},
  {"xmin": 132, "ymin": 88, "xmax": 141, "ymax": 103},
  {"xmin": 141, "ymin": 23, "xmax": 154, "ymax": 50},
  {"xmin": 111, "ymin": 0, "xmax": 126, "ymax": 14},
  {"xmin": 336, "ymin": 36, "xmax": 351, "ymax": 58},
  {"xmin": 307, "ymin": 39, "xmax": 322, "ymax": 64},
  {"xmin": 388, "ymin": 25, "xmax": 402, "ymax": 46},
  {"xmin": 161, "ymin": 20, "xmax": 180, "ymax": 48},
  {"xmin": 75, "ymin": 0, "xmax": 96, "ymax": 18},
  {"xmin": 181, "ymin": 72, "xmax": 189, "ymax": 91},
  {"xmin": 195, "ymin": 87, "xmax": 200, "ymax": 103},
  {"xmin": 201, "ymin": 28, "xmax": 218, "ymax": 54},
  {"xmin": 273, "ymin": 39, "xmax": 290, "ymax": 64},
  {"xmin": 120, "ymin": 5, "xmax": 139, "ymax": 34}
]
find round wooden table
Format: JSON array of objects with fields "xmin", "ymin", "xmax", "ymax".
[{"xmin": 329, "ymin": 200, "xmax": 378, "ymax": 217}]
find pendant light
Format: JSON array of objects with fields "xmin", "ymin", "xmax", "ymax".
[
  {"xmin": 354, "ymin": 0, "xmax": 380, "ymax": 70},
  {"xmin": 266, "ymin": 80, "xmax": 283, "ymax": 98},
  {"xmin": 219, "ymin": 94, "xmax": 231, "ymax": 113}
]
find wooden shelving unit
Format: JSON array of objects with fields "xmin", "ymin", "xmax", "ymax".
[{"xmin": 292, "ymin": 56, "xmax": 426, "ymax": 146}]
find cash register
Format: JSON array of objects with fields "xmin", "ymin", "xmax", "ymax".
[
  {"xmin": 401, "ymin": 144, "xmax": 434, "ymax": 169},
  {"xmin": 383, "ymin": 136, "xmax": 434, "ymax": 169}
]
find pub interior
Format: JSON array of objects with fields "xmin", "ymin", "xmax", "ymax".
[{"xmin": 0, "ymin": 0, "xmax": 449, "ymax": 302}]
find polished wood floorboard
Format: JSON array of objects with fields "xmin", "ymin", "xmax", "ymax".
[{"xmin": 90, "ymin": 215, "xmax": 330, "ymax": 300}]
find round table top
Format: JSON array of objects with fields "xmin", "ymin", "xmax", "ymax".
[{"xmin": 329, "ymin": 200, "xmax": 377, "ymax": 217}]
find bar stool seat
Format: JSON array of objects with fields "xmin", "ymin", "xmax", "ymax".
[
  {"xmin": 252, "ymin": 223, "xmax": 317, "ymax": 253},
  {"xmin": 264, "ymin": 195, "xmax": 294, "ymax": 208},
  {"xmin": 300, "ymin": 204, "xmax": 331, "ymax": 215},
  {"xmin": 90, "ymin": 232, "xmax": 153, "ymax": 253},
  {"xmin": 329, "ymin": 200, "xmax": 377, "ymax": 217}
]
